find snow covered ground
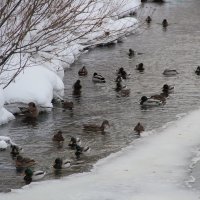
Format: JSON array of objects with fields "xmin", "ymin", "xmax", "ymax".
[
  {"xmin": 1, "ymin": 109, "xmax": 200, "ymax": 199},
  {"xmin": 0, "ymin": 0, "xmax": 140, "ymax": 125}
]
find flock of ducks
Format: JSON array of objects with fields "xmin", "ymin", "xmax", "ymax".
[{"xmin": 2, "ymin": 10, "xmax": 200, "ymax": 187}]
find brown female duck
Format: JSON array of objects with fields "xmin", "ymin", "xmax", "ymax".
[
  {"xmin": 15, "ymin": 155, "xmax": 36, "ymax": 168},
  {"xmin": 134, "ymin": 122, "xmax": 144, "ymax": 136},
  {"xmin": 19, "ymin": 102, "xmax": 39, "ymax": 118},
  {"xmin": 78, "ymin": 66, "xmax": 88, "ymax": 76},
  {"xmin": 83, "ymin": 120, "xmax": 110, "ymax": 132},
  {"xmin": 52, "ymin": 130, "xmax": 64, "ymax": 142}
]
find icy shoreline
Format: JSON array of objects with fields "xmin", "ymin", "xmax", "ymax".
[{"xmin": 1, "ymin": 109, "xmax": 200, "ymax": 199}]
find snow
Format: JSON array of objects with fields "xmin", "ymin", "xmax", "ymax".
[
  {"xmin": 1, "ymin": 109, "xmax": 200, "ymax": 199},
  {"xmin": 0, "ymin": 0, "xmax": 140, "ymax": 125}
]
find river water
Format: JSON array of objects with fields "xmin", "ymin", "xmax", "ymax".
[{"xmin": 1, "ymin": 0, "xmax": 200, "ymax": 193}]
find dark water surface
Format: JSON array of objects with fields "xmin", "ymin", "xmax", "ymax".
[{"xmin": 1, "ymin": 0, "xmax": 200, "ymax": 192}]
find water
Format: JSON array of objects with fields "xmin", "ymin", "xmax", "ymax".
[{"xmin": 1, "ymin": 0, "xmax": 200, "ymax": 193}]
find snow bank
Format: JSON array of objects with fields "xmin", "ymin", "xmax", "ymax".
[
  {"xmin": 0, "ymin": 88, "xmax": 15, "ymax": 125},
  {"xmin": 0, "ymin": 0, "xmax": 140, "ymax": 124},
  {"xmin": 2, "ymin": 109, "xmax": 200, "ymax": 199}
]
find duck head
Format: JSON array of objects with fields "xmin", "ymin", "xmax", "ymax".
[
  {"xmin": 25, "ymin": 168, "xmax": 33, "ymax": 177},
  {"xmin": 140, "ymin": 96, "xmax": 148, "ymax": 105},
  {"xmin": 53, "ymin": 158, "xmax": 63, "ymax": 169},
  {"xmin": 101, "ymin": 120, "xmax": 110, "ymax": 129}
]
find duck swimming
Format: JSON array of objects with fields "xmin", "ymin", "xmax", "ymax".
[
  {"xmin": 146, "ymin": 16, "xmax": 152, "ymax": 23},
  {"xmin": 52, "ymin": 130, "xmax": 64, "ymax": 142},
  {"xmin": 128, "ymin": 49, "xmax": 135, "ymax": 57},
  {"xmin": 162, "ymin": 84, "xmax": 174, "ymax": 93},
  {"xmin": 83, "ymin": 120, "xmax": 110, "ymax": 132},
  {"xmin": 92, "ymin": 73, "xmax": 106, "ymax": 83},
  {"xmin": 136, "ymin": 63, "xmax": 144, "ymax": 72},
  {"xmin": 10, "ymin": 144, "xmax": 23, "ymax": 156},
  {"xmin": 134, "ymin": 122, "xmax": 144, "ymax": 136},
  {"xmin": 68, "ymin": 137, "xmax": 81, "ymax": 149},
  {"xmin": 195, "ymin": 66, "xmax": 200, "ymax": 75},
  {"xmin": 162, "ymin": 19, "xmax": 168, "ymax": 27},
  {"xmin": 163, "ymin": 69, "xmax": 178, "ymax": 76},
  {"xmin": 75, "ymin": 144, "xmax": 91, "ymax": 159},
  {"xmin": 19, "ymin": 102, "xmax": 39, "ymax": 118},
  {"xmin": 73, "ymin": 80, "xmax": 82, "ymax": 95},
  {"xmin": 61, "ymin": 100, "xmax": 74, "ymax": 110},
  {"xmin": 140, "ymin": 96, "xmax": 164, "ymax": 106},
  {"xmin": 53, "ymin": 158, "xmax": 71, "ymax": 169},
  {"xmin": 78, "ymin": 66, "xmax": 88, "ymax": 76},
  {"xmin": 15, "ymin": 155, "xmax": 36, "ymax": 168},
  {"xmin": 117, "ymin": 67, "xmax": 128, "ymax": 79},
  {"xmin": 24, "ymin": 168, "xmax": 46, "ymax": 184}
]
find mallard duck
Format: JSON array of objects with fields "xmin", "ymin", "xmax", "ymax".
[
  {"xmin": 134, "ymin": 122, "xmax": 144, "ymax": 136},
  {"xmin": 75, "ymin": 144, "xmax": 91, "ymax": 159},
  {"xmin": 24, "ymin": 168, "xmax": 46, "ymax": 184},
  {"xmin": 146, "ymin": 16, "xmax": 152, "ymax": 23},
  {"xmin": 73, "ymin": 80, "xmax": 82, "ymax": 95},
  {"xmin": 78, "ymin": 66, "xmax": 88, "ymax": 76},
  {"xmin": 140, "ymin": 96, "xmax": 164, "ymax": 106},
  {"xmin": 162, "ymin": 84, "xmax": 174, "ymax": 93},
  {"xmin": 83, "ymin": 120, "xmax": 110, "ymax": 132},
  {"xmin": 10, "ymin": 144, "xmax": 23, "ymax": 156},
  {"xmin": 163, "ymin": 69, "xmax": 178, "ymax": 76},
  {"xmin": 195, "ymin": 66, "xmax": 200, "ymax": 75},
  {"xmin": 19, "ymin": 102, "xmax": 39, "ymax": 118},
  {"xmin": 117, "ymin": 67, "xmax": 128, "ymax": 79},
  {"xmin": 136, "ymin": 63, "xmax": 144, "ymax": 72},
  {"xmin": 15, "ymin": 155, "xmax": 36, "ymax": 168},
  {"xmin": 61, "ymin": 100, "xmax": 74, "ymax": 110},
  {"xmin": 162, "ymin": 19, "xmax": 168, "ymax": 27},
  {"xmin": 128, "ymin": 49, "xmax": 135, "ymax": 57},
  {"xmin": 68, "ymin": 137, "xmax": 81, "ymax": 149},
  {"xmin": 53, "ymin": 158, "xmax": 71, "ymax": 169},
  {"xmin": 92, "ymin": 73, "xmax": 106, "ymax": 83},
  {"xmin": 52, "ymin": 130, "xmax": 64, "ymax": 142}
]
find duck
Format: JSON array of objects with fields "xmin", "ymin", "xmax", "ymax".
[
  {"xmin": 61, "ymin": 100, "xmax": 74, "ymax": 110},
  {"xmin": 75, "ymin": 144, "xmax": 91, "ymax": 159},
  {"xmin": 163, "ymin": 69, "xmax": 178, "ymax": 76},
  {"xmin": 19, "ymin": 102, "xmax": 39, "ymax": 118},
  {"xmin": 162, "ymin": 19, "xmax": 168, "ymax": 27},
  {"xmin": 128, "ymin": 49, "xmax": 135, "ymax": 57},
  {"xmin": 117, "ymin": 67, "xmax": 128, "ymax": 79},
  {"xmin": 24, "ymin": 168, "xmax": 46, "ymax": 184},
  {"xmin": 68, "ymin": 137, "xmax": 81, "ymax": 149},
  {"xmin": 92, "ymin": 73, "xmax": 106, "ymax": 83},
  {"xmin": 73, "ymin": 80, "xmax": 82, "ymax": 95},
  {"xmin": 140, "ymin": 96, "xmax": 164, "ymax": 106},
  {"xmin": 15, "ymin": 155, "xmax": 36, "ymax": 168},
  {"xmin": 195, "ymin": 66, "xmax": 200, "ymax": 75},
  {"xmin": 136, "ymin": 63, "xmax": 144, "ymax": 72},
  {"xmin": 146, "ymin": 16, "xmax": 152, "ymax": 23},
  {"xmin": 53, "ymin": 158, "xmax": 71, "ymax": 169},
  {"xmin": 52, "ymin": 130, "xmax": 64, "ymax": 142},
  {"xmin": 117, "ymin": 86, "xmax": 130, "ymax": 97},
  {"xmin": 134, "ymin": 122, "xmax": 144, "ymax": 136},
  {"xmin": 10, "ymin": 144, "xmax": 23, "ymax": 156},
  {"xmin": 83, "ymin": 120, "xmax": 110, "ymax": 132},
  {"xmin": 162, "ymin": 84, "xmax": 174, "ymax": 93},
  {"xmin": 78, "ymin": 66, "xmax": 88, "ymax": 76}
]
